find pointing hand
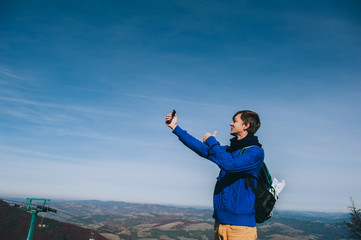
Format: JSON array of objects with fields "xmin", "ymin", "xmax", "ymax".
[{"xmin": 203, "ymin": 130, "xmax": 217, "ymax": 143}]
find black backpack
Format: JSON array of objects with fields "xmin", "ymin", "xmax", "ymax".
[{"xmin": 241, "ymin": 147, "xmax": 277, "ymax": 223}]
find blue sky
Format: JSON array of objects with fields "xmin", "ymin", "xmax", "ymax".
[{"xmin": 1, "ymin": 0, "xmax": 360, "ymax": 212}]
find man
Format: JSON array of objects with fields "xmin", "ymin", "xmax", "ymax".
[{"xmin": 165, "ymin": 110, "xmax": 264, "ymax": 240}]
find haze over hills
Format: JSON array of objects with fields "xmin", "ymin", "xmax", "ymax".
[{"xmin": 1, "ymin": 198, "xmax": 350, "ymax": 240}]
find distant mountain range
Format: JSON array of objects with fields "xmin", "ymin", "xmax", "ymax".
[{"xmin": 1, "ymin": 198, "xmax": 351, "ymax": 240}]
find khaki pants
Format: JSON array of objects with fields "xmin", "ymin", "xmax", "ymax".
[{"xmin": 214, "ymin": 221, "xmax": 257, "ymax": 240}]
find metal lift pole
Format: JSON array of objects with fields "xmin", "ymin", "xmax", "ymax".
[
  {"xmin": 26, "ymin": 209, "xmax": 38, "ymax": 240},
  {"xmin": 25, "ymin": 198, "xmax": 51, "ymax": 240}
]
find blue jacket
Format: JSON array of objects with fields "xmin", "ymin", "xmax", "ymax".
[{"xmin": 173, "ymin": 126, "xmax": 264, "ymax": 227}]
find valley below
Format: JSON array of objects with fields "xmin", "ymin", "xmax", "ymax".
[{"xmin": 1, "ymin": 199, "xmax": 350, "ymax": 240}]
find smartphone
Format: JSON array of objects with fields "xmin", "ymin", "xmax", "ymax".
[{"xmin": 167, "ymin": 109, "xmax": 176, "ymax": 124}]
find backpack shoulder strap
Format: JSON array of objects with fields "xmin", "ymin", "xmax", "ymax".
[
  {"xmin": 245, "ymin": 176, "xmax": 257, "ymax": 193},
  {"xmin": 259, "ymin": 162, "xmax": 272, "ymax": 185},
  {"xmin": 241, "ymin": 145, "xmax": 263, "ymax": 152},
  {"xmin": 245, "ymin": 163, "xmax": 271, "ymax": 195},
  {"xmin": 241, "ymin": 146, "xmax": 262, "ymax": 194}
]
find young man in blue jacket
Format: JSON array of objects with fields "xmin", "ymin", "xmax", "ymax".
[{"xmin": 166, "ymin": 110, "xmax": 264, "ymax": 240}]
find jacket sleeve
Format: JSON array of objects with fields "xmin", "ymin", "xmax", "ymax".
[
  {"xmin": 205, "ymin": 136, "xmax": 264, "ymax": 174},
  {"xmin": 172, "ymin": 126, "xmax": 210, "ymax": 158}
]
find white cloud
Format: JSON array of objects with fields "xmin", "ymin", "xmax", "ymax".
[{"xmin": 0, "ymin": 65, "xmax": 25, "ymax": 80}]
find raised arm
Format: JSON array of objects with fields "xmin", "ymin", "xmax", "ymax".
[
  {"xmin": 172, "ymin": 126, "xmax": 210, "ymax": 158},
  {"xmin": 165, "ymin": 112, "xmax": 210, "ymax": 158},
  {"xmin": 204, "ymin": 136, "xmax": 264, "ymax": 175}
]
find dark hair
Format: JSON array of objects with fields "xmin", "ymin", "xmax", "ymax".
[{"xmin": 233, "ymin": 110, "xmax": 261, "ymax": 134}]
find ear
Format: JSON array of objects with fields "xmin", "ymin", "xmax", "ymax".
[{"xmin": 243, "ymin": 122, "xmax": 250, "ymax": 131}]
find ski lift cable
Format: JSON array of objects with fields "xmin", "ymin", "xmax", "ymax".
[
  {"xmin": 45, "ymin": 211, "xmax": 117, "ymax": 235},
  {"xmin": 47, "ymin": 212, "xmax": 88, "ymax": 226},
  {"xmin": 39, "ymin": 201, "xmax": 49, "ymax": 227},
  {"xmin": 52, "ymin": 208, "xmax": 107, "ymax": 227},
  {"xmin": 1, "ymin": 198, "xmax": 41, "ymax": 212},
  {"xmin": 54, "ymin": 209, "xmax": 92, "ymax": 223},
  {"xmin": 1, "ymin": 198, "xmax": 117, "ymax": 235},
  {"xmin": 55, "ymin": 210, "xmax": 112, "ymax": 230},
  {"xmin": 1, "ymin": 198, "xmax": 27, "ymax": 206},
  {"xmin": 2, "ymin": 198, "xmax": 101, "ymax": 226},
  {"xmin": 0, "ymin": 198, "xmax": 52, "ymax": 211},
  {"xmin": 46, "ymin": 212, "xmax": 84, "ymax": 225}
]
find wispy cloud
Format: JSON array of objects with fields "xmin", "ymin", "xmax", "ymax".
[
  {"xmin": 123, "ymin": 93, "xmax": 227, "ymax": 109},
  {"xmin": 0, "ymin": 145, "xmax": 90, "ymax": 163},
  {"xmin": 0, "ymin": 65, "xmax": 46, "ymax": 94},
  {"xmin": 0, "ymin": 65, "xmax": 25, "ymax": 80},
  {"xmin": 0, "ymin": 96, "xmax": 125, "ymax": 117}
]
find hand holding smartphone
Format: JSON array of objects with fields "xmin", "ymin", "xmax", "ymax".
[{"xmin": 166, "ymin": 109, "xmax": 176, "ymax": 124}]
